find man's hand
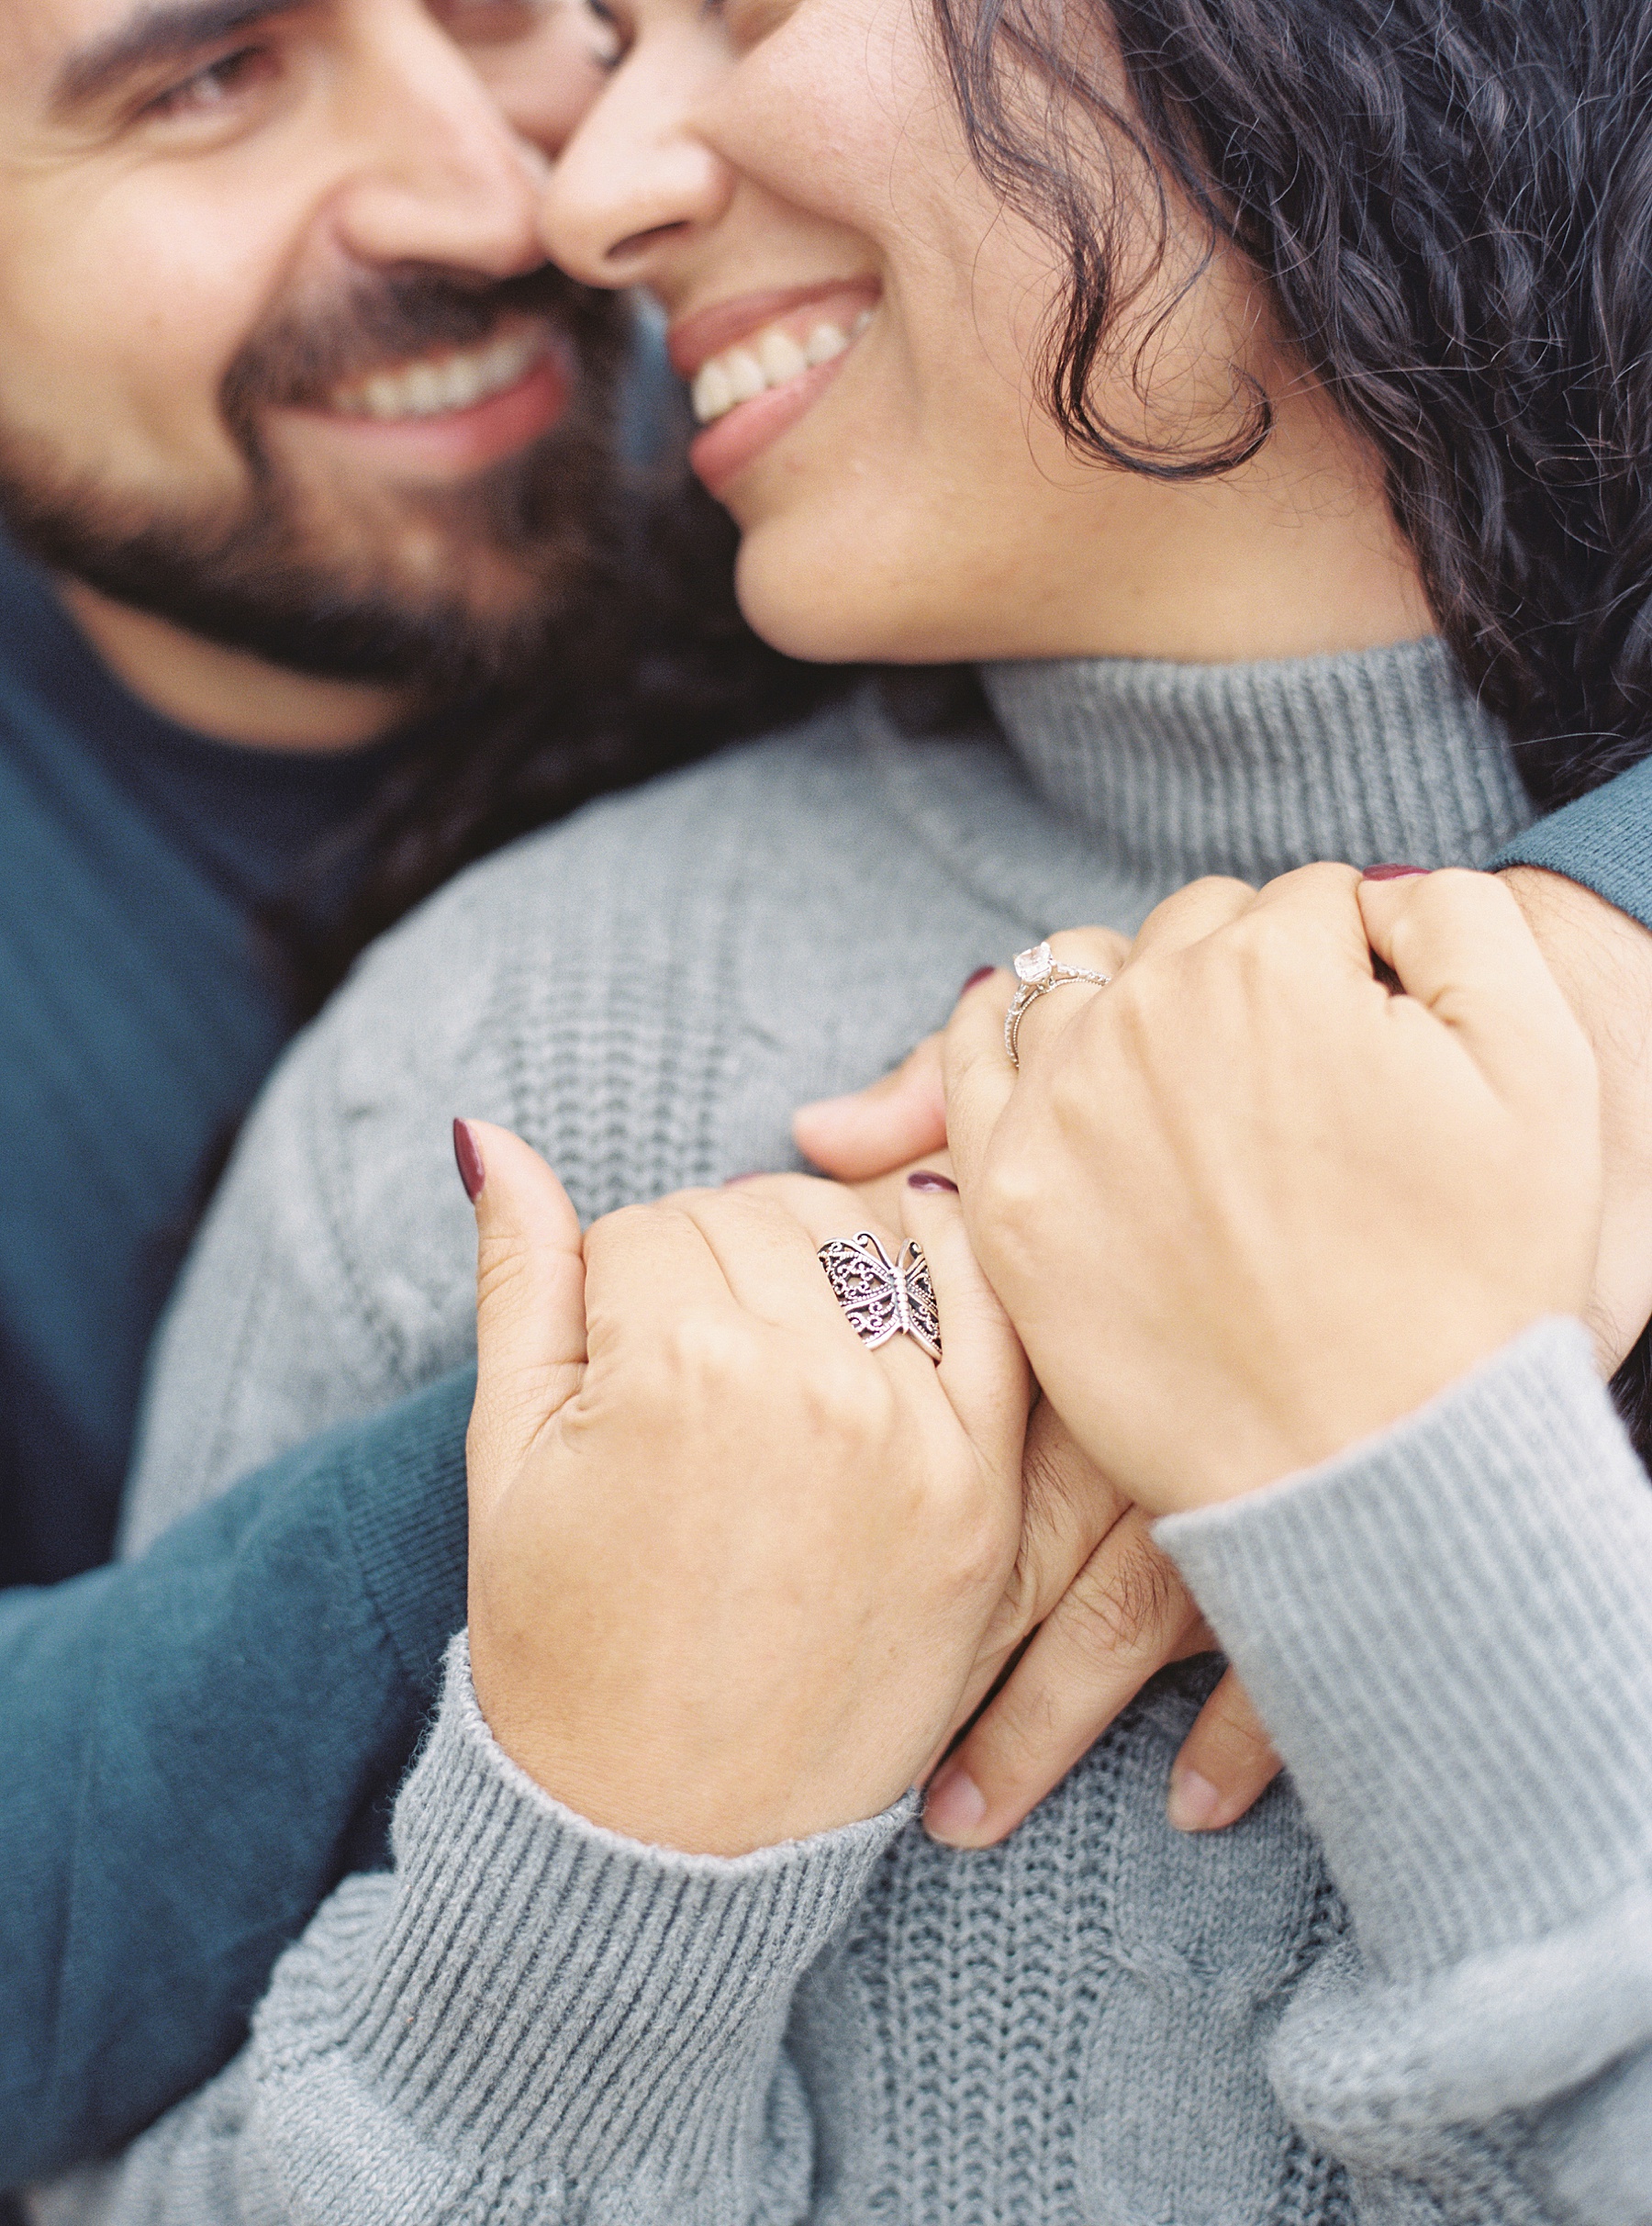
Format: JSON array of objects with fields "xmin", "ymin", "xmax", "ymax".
[
  {"xmin": 1501, "ymin": 867, "xmax": 1652, "ymax": 1370},
  {"xmin": 795, "ymin": 944, "xmax": 1284, "ymax": 1846},
  {"xmin": 921, "ymin": 1395, "xmax": 1277, "ymax": 1843}
]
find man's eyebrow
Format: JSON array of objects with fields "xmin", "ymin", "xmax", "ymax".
[{"xmin": 51, "ymin": 0, "xmax": 300, "ymax": 113}]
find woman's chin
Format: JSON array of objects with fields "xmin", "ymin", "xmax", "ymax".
[{"xmin": 731, "ymin": 525, "xmax": 959, "ymax": 668}]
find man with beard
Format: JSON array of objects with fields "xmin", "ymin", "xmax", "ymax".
[
  {"xmin": 0, "ymin": 0, "xmax": 809, "ymax": 2197},
  {"xmin": 0, "ymin": 0, "xmax": 633, "ymax": 1585}
]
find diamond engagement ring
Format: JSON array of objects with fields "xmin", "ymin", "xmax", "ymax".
[
  {"xmin": 818, "ymin": 1232, "xmax": 942, "ymax": 1361},
  {"xmin": 1004, "ymin": 941, "xmax": 1112, "ymax": 1067}
]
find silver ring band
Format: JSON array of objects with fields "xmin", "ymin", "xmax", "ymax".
[
  {"xmin": 818, "ymin": 1231, "xmax": 942, "ymax": 1361},
  {"xmin": 1004, "ymin": 942, "xmax": 1111, "ymax": 1067}
]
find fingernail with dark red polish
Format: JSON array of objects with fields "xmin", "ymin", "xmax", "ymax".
[
  {"xmin": 452, "ymin": 1118, "xmax": 485, "ymax": 1203},
  {"xmin": 908, "ymin": 1169, "xmax": 958, "ymax": 1194},
  {"xmin": 1362, "ymin": 863, "xmax": 1429, "ymax": 881},
  {"xmin": 961, "ymin": 966, "xmax": 996, "ymax": 994}
]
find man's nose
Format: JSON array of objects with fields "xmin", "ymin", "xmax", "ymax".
[
  {"xmin": 539, "ymin": 32, "xmax": 735, "ymax": 292},
  {"xmin": 330, "ymin": 3, "xmax": 548, "ymax": 279}
]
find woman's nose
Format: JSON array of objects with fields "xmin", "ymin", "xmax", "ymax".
[{"xmin": 539, "ymin": 30, "xmax": 736, "ymax": 290}]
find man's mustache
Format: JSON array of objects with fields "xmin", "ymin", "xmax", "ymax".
[{"xmin": 220, "ymin": 262, "xmax": 609, "ymax": 438}]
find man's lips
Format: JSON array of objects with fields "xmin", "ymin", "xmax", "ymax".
[
  {"xmin": 273, "ymin": 324, "xmax": 575, "ymax": 480},
  {"xmin": 326, "ymin": 321, "xmax": 554, "ymax": 419}
]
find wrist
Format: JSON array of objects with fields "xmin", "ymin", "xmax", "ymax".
[
  {"xmin": 468, "ymin": 1625, "xmax": 918, "ymax": 1857},
  {"xmin": 1127, "ymin": 1316, "xmax": 1565, "ymax": 1513}
]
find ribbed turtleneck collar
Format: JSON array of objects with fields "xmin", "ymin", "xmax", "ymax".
[{"xmin": 978, "ymin": 637, "xmax": 1535, "ymax": 889}]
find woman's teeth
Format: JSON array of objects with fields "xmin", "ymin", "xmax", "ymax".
[
  {"xmin": 329, "ymin": 329, "xmax": 547, "ymax": 421},
  {"xmin": 691, "ymin": 309, "xmax": 873, "ymax": 426}
]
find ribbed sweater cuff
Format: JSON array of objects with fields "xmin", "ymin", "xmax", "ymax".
[
  {"xmin": 1158, "ymin": 1319, "xmax": 1652, "ymax": 1984},
  {"xmin": 1493, "ymin": 749, "xmax": 1652, "ymax": 934},
  {"xmin": 350, "ymin": 1638, "xmax": 908, "ymax": 2191}
]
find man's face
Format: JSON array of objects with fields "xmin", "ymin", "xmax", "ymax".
[{"xmin": 0, "ymin": 0, "xmax": 629, "ymax": 694}]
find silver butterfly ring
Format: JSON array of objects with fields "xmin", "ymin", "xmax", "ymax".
[{"xmin": 817, "ymin": 1231, "xmax": 942, "ymax": 1361}]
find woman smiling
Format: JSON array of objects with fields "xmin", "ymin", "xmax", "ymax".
[{"xmin": 56, "ymin": 0, "xmax": 1652, "ymax": 2217}]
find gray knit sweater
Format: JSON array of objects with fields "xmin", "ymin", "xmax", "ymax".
[{"xmin": 42, "ymin": 643, "xmax": 1652, "ymax": 2224}]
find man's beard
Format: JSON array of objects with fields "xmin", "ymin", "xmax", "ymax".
[{"xmin": 0, "ymin": 263, "xmax": 631, "ymax": 702}]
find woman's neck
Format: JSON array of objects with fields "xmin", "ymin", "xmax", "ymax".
[{"xmin": 1002, "ymin": 371, "xmax": 1435, "ymax": 667}]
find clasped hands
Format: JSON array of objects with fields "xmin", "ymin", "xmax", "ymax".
[{"xmin": 463, "ymin": 865, "xmax": 1603, "ymax": 1859}]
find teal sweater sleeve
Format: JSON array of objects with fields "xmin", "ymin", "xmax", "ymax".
[
  {"xmin": 1494, "ymin": 752, "xmax": 1652, "ymax": 925},
  {"xmin": 0, "ymin": 1367, "xmax": 471, "ymax": 2191}
]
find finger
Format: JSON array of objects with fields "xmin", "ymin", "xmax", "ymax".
[
  {"xmin": 922, "ymin": 1510, "xmax": 1201, "ymax": 1847},
  {"xmin": 793, "ymin": 1034, "xmax": 947, "ymax": 1180},
  {"xmin": 1166, "ymin": 1669, "xmax": 1281, "ymax": 1832},
  {"xmin": 1358, "ymin": 866, "xmax": 1592, "ymax": 1091},
  {"xmin": 1001, "ymin": 1400, "xmax": 1132, "ymax": 1639},
  {"xmin": 699, "ymin": 1168, "xmax": 1031, "ymax": 1458},
  {"xmin": 940, "ymin": 968, "xmax": 1021, "ymax": 1199},
  {"xmin": 996, "ymin": 926, "xmax": 1130, "ymax": 1071},
  {"xmin": 461, "ymin": 1119, "xmax": 588, "ymax": 1516},
  {"xmin": 899, "ymin": 1168, "xmax": 1032, "ymax": 1466},
  {"xmin": 942, "ymin": 1403, "xmax": 1134, "ymax": 1739},
  {"xmin": 678, "ymin": 1176, "xmax": 909, "ymax": 1347},
  {"xmin": 580, "ymin": 1192, "xmax": 753, "ymax": 1359},
  {"xmin": 1119, "ymin": 876, "xmax": 1257, "ymax": 966},
  {"xmin": 850, "ymin": 1149, "xmax": 955, "ymax": 1234}
]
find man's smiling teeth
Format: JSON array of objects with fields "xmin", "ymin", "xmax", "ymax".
[
  {"xmin": 691, "ymin": 309, "xmax": 873, "ymax": 426},
  {"xmin": 329, "ymin": 329, "xmax": 547, "ymax": 421}
]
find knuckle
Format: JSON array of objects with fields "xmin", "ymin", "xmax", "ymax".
[
  {"xmin": 474, "ymin": 1237, "xmax": 533, "ymax": 1314},
  {"xmin": 654, "ymin": 1308, "xmax": 754, "ymax": 1401},
  {"xmin": 1063, "ymin": 1538, "xmax": 1184, "ymax": 1660},
  {"xmin": 957, "ymin": 1500, "xmax": 1016, "ymax": 1592},
  {"xmin": 1198, "ymin": 1683, "xmax": 1277, "ymax": 1770},
  {"xmin": 1046, "ymin": 925, "xmax": 1125, "ymax": 974},
  {"xmin": 809, "ymin": 1347, "xmax": 895, "ymax": 1443},
  {"xmin": 1021, "ymin": 1418, "xmax": 1118, "ymax": 1551},
  {"xmin": 977, "ymin": 1149, "xmax": 1046, "ymax": 1265},
  {"xmin": 1228, "ymin": 908, "xmax": 1300, "ymax": 978},
  {"xmin": 977, "ymin": 1686, "xmax": 1065, "ymax": 1780}
]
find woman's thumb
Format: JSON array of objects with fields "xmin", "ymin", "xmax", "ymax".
[{"xmin": 455, "ymin": 1118, "xmax": 587, "ymax": 1511}]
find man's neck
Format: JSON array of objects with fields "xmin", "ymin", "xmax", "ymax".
[{"xmin": 59, "ymin": 580, "xmax": 418, "ymax": 754}]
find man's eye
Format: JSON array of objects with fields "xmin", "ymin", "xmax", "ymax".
[{"xmin": 145, "ymin": 46, "xmax": 273, "ymax": 118}]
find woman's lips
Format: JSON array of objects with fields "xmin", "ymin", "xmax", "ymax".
[
  {"xmin": 672, "ymin": 281, "xmax": 879, "ymax": 499},
  {"xmin": 688, "ymin": 353, "xmax": 855, "ymax": 498}
]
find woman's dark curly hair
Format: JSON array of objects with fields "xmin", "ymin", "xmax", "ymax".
[
  {"xmin": 933, "ymin": 0, "xmax": 1652, "ymax": 812},
  {"xmin": 930, "ymin": 0, "xmax": 1652, "ymax": 1441}
]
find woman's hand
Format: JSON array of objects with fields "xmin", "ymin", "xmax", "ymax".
[
  {"xmin": 797, "ymin": 979, "xmax": 1280, "ymax": 1846},
  {"xmin": 943, "ymin": 866, "xmax": 1602, "ymax": 1516},
  {"xmin": 458, "ymin": 1124, "xmax": 1031, "ymax": 1856}
]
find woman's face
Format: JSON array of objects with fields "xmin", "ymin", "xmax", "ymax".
[{"xmin": 541, "ymin": 0, "xmax": 1425, "ymax": 665}]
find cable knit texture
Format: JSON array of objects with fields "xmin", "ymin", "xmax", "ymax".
[{"xmin": 43, "ymin": 641, "xmax": 1652, "ymax": 2224}]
